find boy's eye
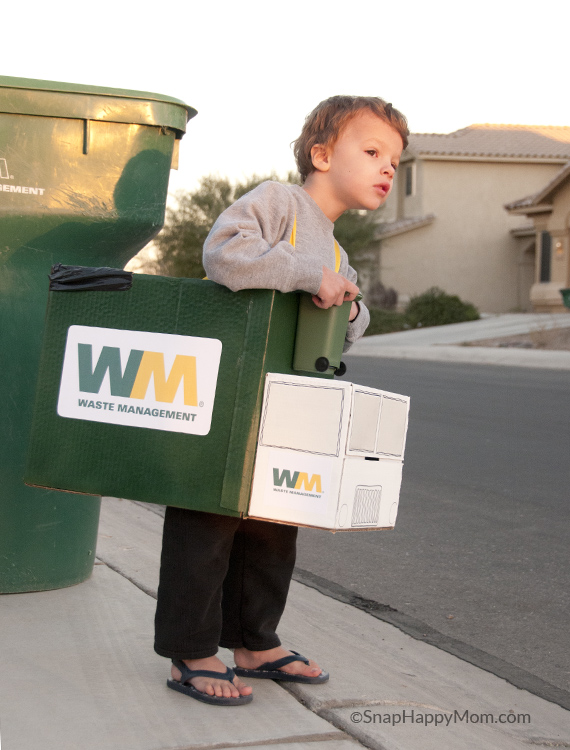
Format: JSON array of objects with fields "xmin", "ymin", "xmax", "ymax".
[
  {"xmin": 392, "ymin": 163, "xmax": 399, "ymax": 171},
  {"xmin": 366, "ymin": 149, "xmax": 377, "ymax": 157}
]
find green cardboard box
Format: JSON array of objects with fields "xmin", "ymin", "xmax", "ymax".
[{"xmin": 25, "ymin": 271, "xmax": 310, "ymax": 516}]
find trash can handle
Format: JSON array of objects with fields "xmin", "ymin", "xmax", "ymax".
[{"xmin": 49, "ymin": 264, "xmax": 133, "ymax": 292}]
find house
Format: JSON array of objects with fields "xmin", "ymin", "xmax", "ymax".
[
  {"xmin": 505, "ymin": 161, "xmax": 570, "ymax": 312},
  {"xmin": 362, "ymin": 125, "xmax": 570, "ymax": 313}
]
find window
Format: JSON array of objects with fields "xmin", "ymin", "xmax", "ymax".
[
  {"xmin": 539, "ymin": 231, "xmax": 551, "ymax": 282},
  {"xmin": 405, "ymin": 164, "xmax": 415, "ymax": 196},
  {"xmin": 260, "ymin": 381, "xmax": 344, "ymax": 456}
]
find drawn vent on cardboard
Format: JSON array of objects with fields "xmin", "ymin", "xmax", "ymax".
[{"xmin": 351, "ymin": 485, "xmax": 382, "ymax": 527}]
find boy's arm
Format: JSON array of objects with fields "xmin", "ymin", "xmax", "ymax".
[
  {"xmin": 203, "ymin": 182, "xmax": 323, "ymax": 295},
  {"xmin": 204, "ymin": 181, "xmax": 368, "ymax": 350}
]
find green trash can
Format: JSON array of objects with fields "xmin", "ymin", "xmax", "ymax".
[
  {"xmin": 560, "ymin": 289, "xmax": 570, "ymax": 309},
  {"xmin": 293, "ymin": 292, "xmax": 362, "ymax": 376},
  {"xmin": 0, "ymin": 76, "xmax": 195, "ymax": 592}
]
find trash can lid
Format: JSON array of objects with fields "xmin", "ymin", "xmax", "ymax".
[{"xmin": 0, "ymin": 76, "xmax": 196, "ymax": 136}]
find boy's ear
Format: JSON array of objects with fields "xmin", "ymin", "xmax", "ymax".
[{"xmin": 310, "ymin": 143, "xmax": 331, "ymax": 173}]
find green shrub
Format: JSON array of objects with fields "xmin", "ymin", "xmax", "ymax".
[
  {"xmin": 364, "ymin": 308, "xmax": 409, "ymax": 336},
  {"xmin": 362, "ymin": 287, "xmax": 480, "ymax": 336},
  {"xmin": 405, "ymin": 287, "xmax": 479, "ymax": 328}
]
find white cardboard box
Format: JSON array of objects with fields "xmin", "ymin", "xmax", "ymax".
[{"xmin": 248, "ymin": 373, "xmax": 410, "ymax": 531}]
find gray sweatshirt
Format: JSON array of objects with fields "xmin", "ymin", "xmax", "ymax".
[{"xmin": 203, "ymin": 181, "xmax": 370, "ymax": 348}]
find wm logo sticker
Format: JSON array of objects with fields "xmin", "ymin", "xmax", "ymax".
[
  {"xmin": 58, "ymin": 326, "xmax": 222, "ymax": 435},
  {"xmin": 78, "ymin": 345, "xmax": 198, "ymax": 405},
  {"xmin": 273, "ymin": 468, "xmax": 322, "ymax": 494}
]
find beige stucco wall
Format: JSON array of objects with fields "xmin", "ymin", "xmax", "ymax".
[
  {"xmin": 377, "ymin": 159, "xmax": 563, "ymax": 313},
  {"xmin": 547, "ymin": 180, "xmax": 570, "ymax": 287},
  {"xmin": 383, "ymin": 159, "xmax": 424, "ymax": 223},
  {"xmin": 529, "ymin": 179, "xmax": 570, "ymax": 311}
]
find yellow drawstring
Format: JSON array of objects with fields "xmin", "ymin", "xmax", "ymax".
[{"xmin": 291, "ymin": 213, "xmax": 340, "ymax": 272}]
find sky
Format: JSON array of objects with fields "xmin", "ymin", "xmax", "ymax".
[{"xmin": 3, "ymin": 0, "xmax": 568, "ymax": 206}]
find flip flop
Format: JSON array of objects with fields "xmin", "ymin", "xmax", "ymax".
[
  {"xmin": 167, "ymin": 659, "xmax": 253, "ymax": 706},
  {"xmin": 233, "ymin": 650, "xmax": 329, "ymax": 684}
]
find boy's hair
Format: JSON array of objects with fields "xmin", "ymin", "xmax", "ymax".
[{"xmin": 293, "ymin": 95, "xmax": 409, "ymax": 183}]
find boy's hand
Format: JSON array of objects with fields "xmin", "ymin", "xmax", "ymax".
[{"xmin": 313, "ymin": 266, "xmax": 359, "ymax": 309}]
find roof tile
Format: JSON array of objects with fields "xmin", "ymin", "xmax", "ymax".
[
  {"xmin": 375, "ymin": 214, "xmax": 436, "ymax": 239},
  {"xmin": 505, "ymin": 161, "xmax": 570, "ymax": 210},
  {"xmin": 409, "ymin": 124, "xmax": 570, "ymax": 159}
]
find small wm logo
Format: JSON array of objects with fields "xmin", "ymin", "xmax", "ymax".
[{"xmin": 273, "ymin": 468, "xmax": 322, "ymax": 493}]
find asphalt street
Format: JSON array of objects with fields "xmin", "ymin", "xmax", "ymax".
[{"xmin": 295, "ymin": 356, "xmax": 570, "ymax": 696}]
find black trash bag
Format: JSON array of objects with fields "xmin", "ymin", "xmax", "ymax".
[{"xmin": 49, "ymin": 264, "xmax": 133, "ymax": 292}]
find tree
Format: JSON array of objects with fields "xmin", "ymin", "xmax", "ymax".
[
  {"xmin": 149, "ymin": 172, "xmax": 382, "ymax": 278},
  {"xmin": 152, "ymin": 176, "xmax": 233, "ymax": 279}
]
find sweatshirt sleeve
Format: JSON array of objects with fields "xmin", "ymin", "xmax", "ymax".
[
  {"xmin": 344, "ymin": 300, "xmax": 370, "ymax": 351},
  {"xmin": 203, "ymin": 182, "xmax": 323, "ymax": 295},
  {"xmin": 342, "ymin": 256, "xmax": 370, "ymax": 351}
]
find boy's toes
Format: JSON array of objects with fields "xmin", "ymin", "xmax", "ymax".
[
  {"xmin": 223, "ymin": 683, "xmax": 236, "ymax": 698},
  {"xmin": 228, "ymin": 682, "xmax": 241, "ymax": 698},
  {"xmin": 204, "ymin": 682, "xmax": 217, "ymax": 697},
  {"xmin": 282, "ymin": 657, "xmax": 321, "ymax": 677},
  {"xmin": 234, "ymin": 677, "xmax": 253, "ymax": 696},
  {"xmin": 201, "ymin": 677, "xmax": 252, "ymax": 699}
]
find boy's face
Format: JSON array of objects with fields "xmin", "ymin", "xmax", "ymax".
[{"xmin": 316, "ymin": 111, "xmax": 404, "ymax": 215}]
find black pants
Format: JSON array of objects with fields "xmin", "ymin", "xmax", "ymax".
[{"xmin": 154, "ymin": 506, "xmax": 298, "ymax": 660}]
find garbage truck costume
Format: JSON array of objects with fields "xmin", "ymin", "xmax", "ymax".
[{"xmin": 154, "ymin": 180, "xmax": 370, "ymax": 659}]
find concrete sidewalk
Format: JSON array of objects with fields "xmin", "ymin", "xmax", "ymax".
[
  {"xmin": 1, "ymin": 497, "xmax": 568, "ymax": 750},
  {"xmin": 350, "ymin": 313, "xmax": 570, "ymax": 369}
]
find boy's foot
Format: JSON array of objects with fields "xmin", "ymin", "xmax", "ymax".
[
  {"xmin": 171, "ymin": 655, "xmax": 252, "ymax": 699},
  {"xmin": 233, "ymin": 646, "xmax": 325, "ymax": 680}
]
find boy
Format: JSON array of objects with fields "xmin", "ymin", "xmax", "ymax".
[{"xmin": 154, "ymin": 95, "xmax": 408, "ymax": 706}]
